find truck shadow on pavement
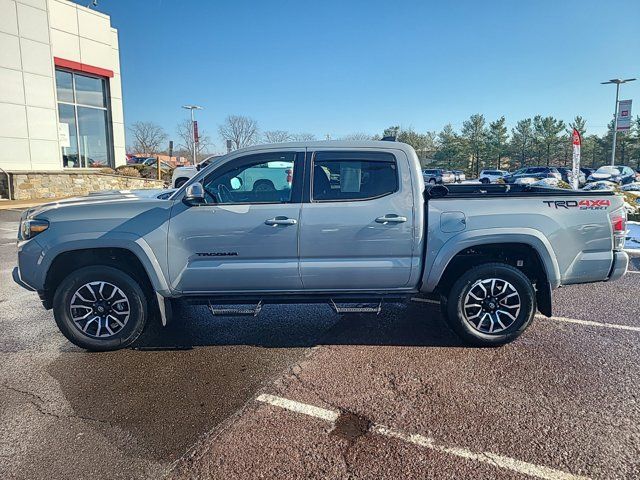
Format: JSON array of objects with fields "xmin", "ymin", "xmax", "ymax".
[
  {"xmin": 133, "ymin": 301, "xmax": 464, "ymax": 350},
  {"xmin": 46, "ymin": 303, "xmax": 462, "ymax": 465}
]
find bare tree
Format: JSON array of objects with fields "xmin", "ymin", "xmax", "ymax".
[
  {"xmin": 290, "ymin": 132, "xmax": 316, "ymax": 141},
  {"xmin": 129, "ymin": 121, "xmax": 168, "ymax": 156},
  {"xmin": 263, "ymin": 130, "xmax": 291, "ymax": 143},
  {"xmin": 219, "ymin": 115, "xmax": 259, "ymax": 150},
  {"xmin": 341, "ymin": 132, "xmax": 375, "ymax": 140},
  {"xmin": 176, "ymin": 119, "xmax": 212, "ymax": 163}
]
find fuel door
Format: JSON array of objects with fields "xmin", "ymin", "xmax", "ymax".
[{"xmin": 440, "ymin": 211, "xmax": 466, "ymax": 233}]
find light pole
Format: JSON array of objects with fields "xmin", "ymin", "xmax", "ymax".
[
  {"xmin": 601, "ymin": 78, "xmax": 636, "ymax": 165},
  {"xmin": 182, "ymin": 105, "xmax": 203, "ymax": 165}
]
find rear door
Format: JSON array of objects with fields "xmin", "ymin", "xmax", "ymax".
[
  {"xmin": 298, "ymin": 149, "xmax": 415, "ymax": 290},
  {"xmin": 167, "ymin": 149, "xmax": 304, "ymax": 293}
]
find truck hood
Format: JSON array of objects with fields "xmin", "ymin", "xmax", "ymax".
[{"xmin": 25, "ymin": 189, "xmax": 174, "ymax": 218}]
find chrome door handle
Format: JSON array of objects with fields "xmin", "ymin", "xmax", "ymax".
[
  {"xmin": 265, "ymin": 216, "xmax": 297, "ymax": 226},
  {"xmin": 375, "ymin": 215, "xmax": 407, "ymax": 224}
]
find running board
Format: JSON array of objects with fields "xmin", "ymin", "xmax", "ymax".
[
  {"xmin": 330, "ymin": 299, "xmax": 382, "ymax": 315},
  {"xmin": 207, "ymin": 300, "xmax": 263, "ymax": 317}
]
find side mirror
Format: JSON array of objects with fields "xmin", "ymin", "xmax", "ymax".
[{"xmin": 183, "ymin": 182, "xmax": 206, "ymax": 206}]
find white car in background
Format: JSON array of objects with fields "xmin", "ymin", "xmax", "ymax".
[
  {"xmin": 479, "ymin": 169, "xmax": 508, "ymax": 184},
  {"xmin": 171, "ymin": 156, "xmax": 219, "ymax": 188}
]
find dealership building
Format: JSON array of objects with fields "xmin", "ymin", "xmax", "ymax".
[{"xmin": 0, "ymin": 0, "xmax": 151, "ymax": 200}]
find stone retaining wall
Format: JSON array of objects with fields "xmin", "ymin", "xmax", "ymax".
[{"xmin": 0, "ymin": 171, "xmax": 167, "ymax": 200}]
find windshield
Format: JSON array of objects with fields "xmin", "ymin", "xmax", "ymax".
[{"xmin": 596, "ymin": 166, "xmax": 621, "ymax": 175}]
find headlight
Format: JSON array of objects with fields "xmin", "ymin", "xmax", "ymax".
[{"xmin": 19, "ymin": 219, "xmax": 49, "ymax": 240}]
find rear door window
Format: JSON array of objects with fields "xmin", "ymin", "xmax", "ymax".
[{"xmin": 312, "ymin": 151, "xmax": 398, "ymax": 202}]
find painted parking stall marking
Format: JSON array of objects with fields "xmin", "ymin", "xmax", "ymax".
[
  {"xmin": 535, "ymin": 314, "xmax": 640, "ymax": 332},
  {"xmin": 256, "ymin": 394, "xmax": 590, "ymax": 480},
  {"xmin": 410, "ymin": 297, "xmax": 640, "ymax": 333}
]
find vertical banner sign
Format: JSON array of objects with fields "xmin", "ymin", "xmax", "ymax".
[
  {"xmin": 571, "ymin": 128, "xmax": 581, "ymax": 190},
  {"xmin": 617, "ymin": 99, "xmax": 632, "ymax": 131},
  {"xmin": 193, "ymin": 120, "xmax": 199, "ymax": 142}
]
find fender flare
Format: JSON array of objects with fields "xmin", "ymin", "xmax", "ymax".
[
  {"xmin": 39, "ymin": 232, "xmax": 172, "ymax": 296},
  {"xmin": 422, "ymin": 227, "xmax": 561, "ymax": 292}
]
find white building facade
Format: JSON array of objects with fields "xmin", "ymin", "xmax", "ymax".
[{"xmin": 0, "ymin": 0, "xmax": 125, "ymax": 173}]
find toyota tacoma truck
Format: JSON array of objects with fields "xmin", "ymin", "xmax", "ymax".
[{"xmin": 13, "ymin": 141, "xmax": 629, "ymax": 351}]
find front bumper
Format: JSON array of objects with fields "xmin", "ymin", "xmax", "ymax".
[
  {"xmin": 12, "ymin": 266, "xmax": 35, "ymax": 291},
  {"xmin": 607, "ymin": 251, "xmax": 629, "ymax": 282}
]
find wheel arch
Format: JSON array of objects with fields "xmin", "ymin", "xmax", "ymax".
[
  {"xmin": 422, "ymin": 230, "xmax": 560, "ymax": 316},
  {"xmin": 42, "ymin": 244, "xmax": 167, "ymax": 313}
]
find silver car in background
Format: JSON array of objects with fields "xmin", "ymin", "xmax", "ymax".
[
  {"xmin": 423, "ymin": 168, "xmax": 455, "ymax": 184},
  {"xmin": 452, "ymin": 170, "xmax": 466, "ymax": 182},
  {"xmin": 479, "ymin": 169, "xmax": 509, "ymax": 184}
]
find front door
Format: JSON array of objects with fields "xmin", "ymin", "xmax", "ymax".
[
  {"xmin": 168, "ymin": 150, "xmax": 304, "ymax": 293},
  {"xmin": 299, "ymin": 149, "xmax": 415, "ymax": 290}
]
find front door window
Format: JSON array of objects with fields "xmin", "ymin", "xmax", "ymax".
[{"xmin": 202, "ymin": 152, "xmax": 296, "ymax": 204}]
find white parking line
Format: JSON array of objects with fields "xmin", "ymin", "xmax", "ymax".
[
  {"xmin": 537, "ymin": 315, "xmax": 640, "ymax": 333},
  {"xmin": 410, "ymin": 298, "xmax": 639, "ymax": 333},
  {"xmin": 256, "ymin": 394, "xmax": 589, "ymax": 480}
]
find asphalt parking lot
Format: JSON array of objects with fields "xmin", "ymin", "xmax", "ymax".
[{"xmin": 1, "ymin": 208, "xmax": 639, "ymax": 479}]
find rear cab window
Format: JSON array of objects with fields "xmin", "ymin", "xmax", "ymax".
[{"xmin": 312, "ymin": 151, "xmax": 398, "ymax": 202}]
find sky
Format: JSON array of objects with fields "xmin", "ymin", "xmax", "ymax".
[{"xmin": 86, "ymin": 0, "xmax": 640, "ymax": 153}]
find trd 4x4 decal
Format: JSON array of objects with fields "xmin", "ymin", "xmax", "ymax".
[{"xmin": 543, "ymin": 199, "xmax": 611, "ymax": 210}]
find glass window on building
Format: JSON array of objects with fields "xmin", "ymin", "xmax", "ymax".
[{"xmin": 55, "ymin": 69, "xmax": 112, "ymax": 168}]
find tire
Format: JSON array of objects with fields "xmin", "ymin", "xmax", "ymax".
[
  {"xmin": 429, "ymin": 178, "xmax": 436, "ymax": 185},
  {"xmin": 53, "ymin": 266, "xmax": 148, "ymax": 351},
  {"xmin": 480, "ymin": 178, "xmax": 490, "ymax": 184},
  {"xmin": 444, "ymin": 262, "xmax": 536, "ymax": 347},
  {"xmin": 174, "ymin": 177, "xmax": 188, "ymax": 188}
]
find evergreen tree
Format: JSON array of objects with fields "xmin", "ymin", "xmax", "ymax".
[
  {"xmin": 510, "ymin": 118, "xmax": 533, "ymax": 168},
  {"xmin": 533, "ymin": 115, "xmax": 565, "ymax": 166},
  {"xmin": 487, "ymin": 116, "xmax": 509, "ymax": 169},
  {"xmin": 461, "ymin": 114, "xmax": 487, "ymax": 175},
  {"xmin": 434, "ymin": 124, "xmax": 464, "ymax": 170}
]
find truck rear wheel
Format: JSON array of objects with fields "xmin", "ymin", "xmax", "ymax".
[
  {"xmin": 444, "ymin": 263, "xmax": 536, "ymax": 347},
  {"xmin": 53, "ymin": 266, "xmax": 148, "ymax": 351}
]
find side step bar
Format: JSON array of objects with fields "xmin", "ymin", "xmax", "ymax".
[
  {"xmin": 330, "ymin": 299, "xmax": 382, "ymax": 315},
  {"xmin": 205, "ymin": 298, "xmax": 384, "ymax": 318},
  {"xmin": 208, "ymin": 300, "xmax": 263, "ymax": 317}
]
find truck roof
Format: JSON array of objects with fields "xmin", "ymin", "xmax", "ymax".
[{"xmin": 229, "ymin": 140, "xmax": 417, "ymax": 155}]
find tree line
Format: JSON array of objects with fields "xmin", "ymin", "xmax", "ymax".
[
  {"xmin": 380, "ymin": 114, "xmax": 640, "ymax": 174},
  {"xmin": 129, "ymin": 113, "xmax": 640, "ymax": 172}
]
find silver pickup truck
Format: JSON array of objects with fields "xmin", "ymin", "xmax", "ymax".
[{"xmin": 13, "ymin": 141, "xmax": 628, "ymax": 351}]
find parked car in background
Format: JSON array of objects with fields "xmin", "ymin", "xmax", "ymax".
[
  {"xmin": 554, "ymin": 167, "xmax": 586, "ymax": 186},
  {"xmin": 621, "ymin": 182, "xmax": 640, "ymax": 193},
  {"xmin": 582, "ymin": 180, "xmax": 618, "ymax": 191},
  {"xmin": 478, "ymin": 169, "xmax": 508, "ymax": 184},
  {"xmin": 127, "ymin": 156, "xmax": 154, "ymax": 165},
  {"xmin": 140, "ymin": 158, "xmax": 173, "ymax": 171},
  {"xmin": 172, "ymin": 156, "xmax": 221, "ymax": 188},
  {"xmin": 581, "ymin": 167, "xmax": 595, "ymax": 179},
  {"xmin": 452, "ymin": 170, "xmax": 466, "ymax": 183},
  {"xmin": 423, "ymin": 169, "xmax": 454, "ymax": 184},
  {"xmin": 587, "ymin": 165, "xmax": 636, "ymax": 185},
  {"xmin": 502, "ymin": 167, "xmax": 561, "ymax": 184}
]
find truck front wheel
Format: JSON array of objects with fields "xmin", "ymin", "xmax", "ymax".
[
  {"xmin": 444, "ymin": 263, "xmax": 536, "ymax": 347},
  {"xmin": 53, "ymin": 266, "xmax": 148, "ymax": 351}
]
